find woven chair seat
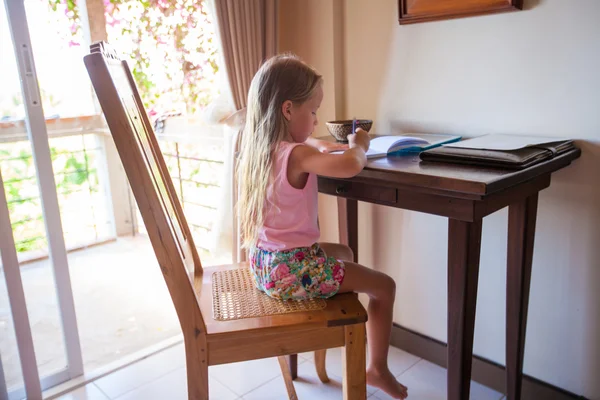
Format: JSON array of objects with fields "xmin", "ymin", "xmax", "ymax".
[{"xmin": 212, "ymin": 267, "xmax": 327, "ymax": 321}]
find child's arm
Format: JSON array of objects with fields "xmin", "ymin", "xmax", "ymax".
[
  {"xmin": 289, "ymin": 129, "xmax": 370, "ymax": 179},
  {"xmin": 304, "ymin": 137, "xmax": 349, "ymax": 153}
]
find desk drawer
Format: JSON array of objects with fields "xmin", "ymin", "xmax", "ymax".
[{"xmin": 318, "ymin": 178, "xmax": 397, "ymax": 205}]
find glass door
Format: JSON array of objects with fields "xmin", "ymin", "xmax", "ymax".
[
  {"xmin": 0, "ymin": 170, "xmax": 42, "ymax": 399},
  {"xmin": 1, "ymin": 0, "xmax": 84, "ymax": 398}
]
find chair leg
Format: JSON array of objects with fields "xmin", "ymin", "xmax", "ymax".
[
  {"xmin": 278, "ymin": 356, "xmax": 299, "ymax": 400},
  {"xmin": 186, "ymin": 337, "xmax": 209, "ymax": 400},
  {"xmin": 342, "ymin": 323, "xmax": 367, "ymax": 400},
  {"xmin": 314, "ymin": 349, "xmax": 330, "ymax": 383},
  {"xmin": 286, "ymin": 354, "xmax": 298, "ymax": 380}
]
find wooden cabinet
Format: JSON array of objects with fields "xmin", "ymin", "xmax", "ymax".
[{"xmin": 398, "ymin": 0, "xmax": 523, "ymax": 24}]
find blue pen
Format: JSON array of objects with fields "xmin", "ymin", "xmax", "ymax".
[{"xmin": 352, "ymin": 118, "xmax": 356, "ymax": 134}]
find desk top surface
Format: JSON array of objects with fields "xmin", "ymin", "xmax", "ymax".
[{"xmin": 317, "ymin": 135, "xmax": 581, "ymax": 196}]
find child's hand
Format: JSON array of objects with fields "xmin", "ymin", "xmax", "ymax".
[{"xmin": 348, "ymin": 128, "xmax": 370, "ymax": 152}]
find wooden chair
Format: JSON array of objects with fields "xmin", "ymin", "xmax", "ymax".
[{"xmin": 84, "ymin": 41, "xmax": 368, "ymax": 400}]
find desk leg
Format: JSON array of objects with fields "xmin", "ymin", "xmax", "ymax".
[
  {"xmin": 337, "ymin": 197, "xmax": 358, "ymax": 262},
  {"xmin": 448, "ymin": 219, "xmax": 482, "ymax": 400},
  {"xmin": 506, "ymin": 194, "xmax": 538, "ymax": 400}
]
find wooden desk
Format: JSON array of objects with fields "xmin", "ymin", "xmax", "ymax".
[{"xmin": 317, "ymin": 146, "xmax": 581, "ymax": 400}]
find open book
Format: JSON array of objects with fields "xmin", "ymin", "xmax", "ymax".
[{"xmin": 333, "ymin": 133, "xmax": 461, "ymax": 159}]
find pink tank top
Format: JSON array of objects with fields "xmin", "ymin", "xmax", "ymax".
[{"xmin": 256, "ymin": 141, "xmax": 320, "ymax": 251}]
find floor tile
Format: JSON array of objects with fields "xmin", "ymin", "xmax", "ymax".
[
  {"xmin": 54, "ymin": 345, "xmax": 506, "ymax": 400},
  {"xmin": 382, "ymin": 346, "xmax": 422, "ymax": 377},
  {"xmin": 242, "ymin": 360, "xmax": 344, "ymax": 400},
  {"xmin": 114, "ymin": 367, "xmax": 237, "ymax": 400},
  {"xmin": 56, "ymin": 384, "xmax": 109, "ymax": 400},
  {"xmin": 94, "ymin": 344, "xmax": 185, "ymax": 398},
  {"xmin": 211, "ymin": 357, "xmax": 299, "ymax": 397},
  {"xmin": 306, "ymin": 348, "xmax": 376, "ymax": 395},
  {"xmin": 371, "ymin": 360, "xmax": 503, "ymax": 400},
  {"xmin": 303, "ymin": 346, "xmax": 420, "ymax": 395}
]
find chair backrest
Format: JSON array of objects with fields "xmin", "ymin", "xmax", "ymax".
[{"xmin": 84, "ymin": 41, "xmax": 206, "ymax": 333}]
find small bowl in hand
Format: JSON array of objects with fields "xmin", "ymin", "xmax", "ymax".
[{"xmin": 325, "ymin": 119, "xmax": 373, "ymax": 142}]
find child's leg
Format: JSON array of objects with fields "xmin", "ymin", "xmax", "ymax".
[{"xmin": 319, "ymin": 243, "xmax": 408, "ymax": 399}]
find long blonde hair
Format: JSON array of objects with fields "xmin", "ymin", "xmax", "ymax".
[{"xmin": 237, "ymin": 54, "xmax": 323, "ymax": 248}]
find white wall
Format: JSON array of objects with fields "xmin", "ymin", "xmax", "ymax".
[
  {"xmin": 280, "ymin": 0, "xmax": 600, "ymax": 397},
  {"xmin": 343, "ymin": 0, "xmax": 600, "ymax": 397}
]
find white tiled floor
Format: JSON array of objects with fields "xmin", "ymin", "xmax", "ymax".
[{"xmin": 55, "ymin": 343, "xmax": 505, "ymax": 400}]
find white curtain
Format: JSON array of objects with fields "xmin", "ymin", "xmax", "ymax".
[
  {"xmin": 201, "ymin": 100, "xmax": 244, "ymax": 264},
  {"xmin": 204, "ymin": 0, "xmax": 277, "ymax": 263}
]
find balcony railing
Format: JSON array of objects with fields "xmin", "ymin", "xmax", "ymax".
[
  {"xmin": 0, "ymin": 132, "xmax": 113, "ymax": 262},
  {"xmin": 141, "ymin": 135, "xmax": 225, "ymax": 263},
  {"xmin": 0, "ymin": 116, "xmax": 226, "ymax": 265}
]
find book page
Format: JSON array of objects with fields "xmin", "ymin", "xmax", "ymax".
[
  {"xmin": 329, "ymin": 134, "xmax": 443, "ymax": 157},
  {"xmin": 330, "ymin": 136, "xmax": 410, "ymax": 155},
  {"xmin": 370, "ymin": 136, "xmax": 398, "ymax": 152},
  {"xmin": 365, "ymin": 147, "xmax": 386, "ymax": 158},
  {"xmin": 370, "ymin": 136, "xmax": 429, "ymax": 152}
]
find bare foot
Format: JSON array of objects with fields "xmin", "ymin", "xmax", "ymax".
[{"xmin": 367, "ymin": 366, "xmax": 408, "ymax": 399}]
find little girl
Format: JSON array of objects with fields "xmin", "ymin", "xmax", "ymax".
[{"xmin": 237, "ymin": 54, "xmax": 408, "ymax": 400}]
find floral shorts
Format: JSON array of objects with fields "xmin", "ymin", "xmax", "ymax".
[{"xmin": 249, "ymin": 243, "xmax": 346, "ymax": 301}]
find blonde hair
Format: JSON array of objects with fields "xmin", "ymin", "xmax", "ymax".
[{"xmin": 236, "ymin": 54, "xmax": 323, "ymax": 248}]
